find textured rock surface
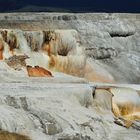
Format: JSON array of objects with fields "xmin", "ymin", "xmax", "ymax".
[{"xmin": 0, "ymin": 13, "xmax": 139, "ymax": 140}]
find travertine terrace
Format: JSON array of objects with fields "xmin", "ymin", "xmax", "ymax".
[{"xmin": 0, "ymin": 13, "xmax": 139, "ymax": 140}]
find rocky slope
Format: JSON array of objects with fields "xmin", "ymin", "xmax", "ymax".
[{"xmin": 0, "ymin": 13, "xmax": 139, "ymax": 140}]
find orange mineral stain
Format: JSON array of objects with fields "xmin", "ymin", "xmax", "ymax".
[
  {"xmin": 84, "ymin": 63, "xmax": 115, "ymax": 83},
  {"xmin": 109, "ymin": 88, "xmax": 140, "ymax": 128},
  {"xmin": 0, "ymin": 131, "xmax": 31, "ymax": 140},
  {"xmin": 0, "ymin": 40, "xmax": 4, "ymax": 60},
  {"xmin": 26, "ymin": 65, "xmax": 53, "ymax": 77}
]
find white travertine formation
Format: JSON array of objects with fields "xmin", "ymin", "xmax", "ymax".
[{"xmin": 0, "ymin": 13, "xmax": 139, "ymax": 140}]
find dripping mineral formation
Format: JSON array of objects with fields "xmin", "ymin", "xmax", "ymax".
[
  {"xmin": 0, "ymin": 13, "xmax": 139, "ymax": 140},
  {"xmin": 0, "ymin": 29, "xmax": 115, "ymax": 82}
]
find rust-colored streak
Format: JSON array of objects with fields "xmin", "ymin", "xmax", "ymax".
[
  {"xmin": 0, "ymin": 51, "xmax": 3, "ymax": 60},
  {"xmin": 0, "ymin": 131, "xmax": 31, "ymax": 140},
  {"xmin": 35, "ymin": 66, "xmax": 53, "ymax": 77},
  {"xmin": 0, "ymin": 40, "xmax": 4, "ymax": 60},
  {"xmin": 112, "ymin": 103, "xmax": 138, "ymax": 128},
  {"xmin": 8, "ymin": 34, "xmax": 18, "ymax": 52},
  {"xmin": 49, "ymin": 55, "xmax": 56, "ymax": 68},
  {"xmin": 42, "ymin": 43, "xmax": 51, "ymax": 56},
  {"xmin": 84, "ymin": 63, "xmax": 115, "ymax": 83},
  {"xmin": 94, "ymin": 88, "xmax": 140, "ymax": 128},
  {"xmin": 107, "ymin": 88, "xmax": 140, "ymax": 128},
  {"xmin": 114, "ymin": 103, "xmax": 140, "ymax": 119},
  {"xmin": 26, "ymin": 65, "xmax": 53, "ymax": 77}
]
